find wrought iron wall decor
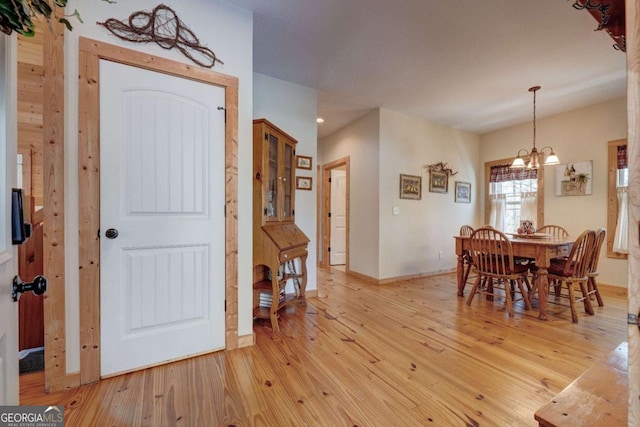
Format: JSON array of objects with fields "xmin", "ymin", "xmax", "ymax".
[
  {"xmin": 98, "ymin": 4, "xmax": 224, "ymax": 68},
  {"xmin": 571, "ymin": 0, "xmax": 625, "ymax": 52}
]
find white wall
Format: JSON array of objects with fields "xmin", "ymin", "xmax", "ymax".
[
  {"xmin": 319, "ymin": 110, "xmax": 381, "ymax": 278},
  {"xmin": 64, "ymin": 0, "xmax": 254, "ymax": 372},
  {"xmin": 378, "ymin": 109, "xmax": 480, "ymax": 279},
  {"xmin": 319, "ymin": 109, "xmax": 480, "ymax": 280},
  {"xmin": 480, "ymin": 97, "xmax": 628, "ymax": 287},
  {"xmin": 253, "ymin": 73, "xmax": 318, "ymax": 292}
]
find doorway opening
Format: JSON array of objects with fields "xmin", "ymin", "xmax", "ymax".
[
  {"xmin": 16, "ymin": 28, "xmax": 45, "ymax": 376},
  {"xmin": 321, "ymin": 157, "xmax": 350, "ymax": 271}
]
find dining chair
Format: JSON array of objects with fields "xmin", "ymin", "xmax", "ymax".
[
  {"xmin": 532, "ymin": 229, "xmax": 596, "ymax": 323},
  {"xmin": 528, "ymin": 225, "xmax": 569, "ymax": 294},
  {"xmin": 466, "ymin": 227, "xmax": 532, "ymax": 317},
  {"xmin": 537, "ymin": 224, "xmax": 569, "ymax": 238},
  {"xmin": 459, "ymin": 225, "xmax": 474, "ymax": 293},
  {"xmin": 586, "ymin": 228, "xmax": 606, "ymax": 307}
]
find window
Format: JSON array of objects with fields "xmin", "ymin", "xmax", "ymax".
[
  {"xmin": 607, "ymin": 139, "xmax": 628, "ymax": 259},
  {"xmin": 484, "ymin": 159, "xmax": 544, "ymax": 233}
]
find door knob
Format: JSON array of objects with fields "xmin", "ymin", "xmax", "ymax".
[
  {"xmin": 12, "ymin": 275, "xmax": 47, "ymax": 302},
  {"xmin": 105, "ymin": 228, "xmax": 119, "ymax": 239}
]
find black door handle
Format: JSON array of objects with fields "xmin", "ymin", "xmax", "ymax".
[
  {"xmin": 12, "ymin": 275, "xmax": 47, "ymax": 302},
  {"xmin": 105, "ymin": 228, "xmax": 119, "ymax": 239}
]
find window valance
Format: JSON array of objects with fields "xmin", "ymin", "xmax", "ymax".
[{"xmin": 490, "ymin": 163, "xmax": 538, "ymax": 183}]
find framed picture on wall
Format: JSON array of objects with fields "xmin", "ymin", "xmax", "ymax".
[
  {"xmin": 399, "ymin": 174, "xmax": 421, "ymax": 200},
  {"xmin": 296, "ymin": 155, "xmax": 313, "ymax": 170},
  {"xmin": 429, "ymin": 170, "xmax": 448, "ymax": 193},
  {"xmin": 555, "ymin": 160, "xmax": 592, "ymax": 196},
  {"xmin": 454, "ymin": 181, "xmax": 471, "ymax": 203},
  {"xmin": 296, "ymin": 176, "xmax": 313, "ymax": 190}
]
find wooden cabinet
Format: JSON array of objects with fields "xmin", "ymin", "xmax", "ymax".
[
  {"xmin": 252, "ymin": 119, "xmax": 309, "ymax": 331},
  {"xmin": 253, "ymin": 119, "xmax": 296, "ymax": 224}
]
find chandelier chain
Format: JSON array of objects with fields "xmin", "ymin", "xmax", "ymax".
[{"xmin": 532, "ymin": 88, "xmax": 537, "ymax": 149}]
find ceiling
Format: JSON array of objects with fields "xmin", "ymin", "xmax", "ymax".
[{"xmin": 227, "ymin": 0, "xmax": 627, "ymax": 138}]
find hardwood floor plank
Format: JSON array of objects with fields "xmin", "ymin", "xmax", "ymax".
[{"xmin": 21, "ymin": 268, "xmax": 627, "ymax": 426}]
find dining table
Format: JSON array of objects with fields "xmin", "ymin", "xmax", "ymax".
[{"xmin": 454, "ymin": 233, "xmax": 575, "ymax": 320}]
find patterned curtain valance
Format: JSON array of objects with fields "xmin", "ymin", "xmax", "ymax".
[
  {"xmin": 617, "ymin": 145, "xmax": 628, "ymax": 169},
  {"xmin": 490, "ymin": 163, "xmax": 538, "ymax": 183}
]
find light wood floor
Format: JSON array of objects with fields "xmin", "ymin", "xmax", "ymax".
[{"xmin": 21, "ymin": 268, "xmax": 628, "ymax": 426}]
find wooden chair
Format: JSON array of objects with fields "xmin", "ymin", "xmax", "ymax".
[
  {"xmin": 537, "ymin": 224, "xmax": 569, "ymax": 238},
  {"xmin": 532, "ymin": 230, "xmax": 596, "ymax": 323},
  {"xmin": 466, "ymin": 227, "xmax": 532, "ymax": 317},
  {"xmin": 529, "ymin": 225, "xmax": 569, "ymax": 294},
  {"xmin": 586, "ymin": 228, "xmax": 606, "ymax": 307},
  {"xmin": 459, "ymin": 225, "xmax": 474, "ymax": 292}
]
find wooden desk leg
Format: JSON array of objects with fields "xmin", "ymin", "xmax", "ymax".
[
  {"xmin": 457, "ymin": 253, "xmax": 465, "ymax": 296},
  {"xmin": 299, "ymin": 254, "xmax": 308, "ymax": 306},
  {"xmin": 269, "ymin": 272, "xmax": 280, "ymax": 332},
  {"xmin": 537, "ymin": 267, "xmax": 549, "ymax": 321}
]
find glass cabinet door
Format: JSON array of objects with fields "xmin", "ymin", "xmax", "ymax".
[
  {"xmin": 282, "ymin": 142, "xmax": 293, "ymax": 219},
  {"xmin": 266, "ymin": 134, "xmax": 278, "ymax": 219}
]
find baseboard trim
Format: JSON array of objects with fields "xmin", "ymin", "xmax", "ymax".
[
  {"xmin": 344, "ymin": 268, "xmax": 457, "ymax": 285},
  {"xmin": 237, "ymin": 333, "xmax": 255, "ymax": 348}
]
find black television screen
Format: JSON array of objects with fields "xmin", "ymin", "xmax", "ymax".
[{"xmin": 12, "ymin": 188, "xmax": 26, "ymax": 244}]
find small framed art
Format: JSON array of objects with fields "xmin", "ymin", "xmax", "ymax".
[
  {"xmin": 455, "ymin": 181, "xmax": 471, "ymax": 203},
  {"xmin": 399, "ymin": 174, "xmax": 422, "ymax": 200},
  {"xmin": 555, "ymin": 160, "xmax": 592, "ymax": 196},
  {"xmin": 296, "ymin": 176, "xmax": 312, "ymax": 190},
  {"xmin": 429, "ymin": 170, "xmax": 448, "ymax": 193},
  {"xmin": 296, "ymin": 155, "xmax": 312, "ymax": 170}
]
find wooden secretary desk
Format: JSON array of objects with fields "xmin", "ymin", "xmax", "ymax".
[{"xmin": 252, "ymin": 119, "xmax": 309, "ymax": 331}]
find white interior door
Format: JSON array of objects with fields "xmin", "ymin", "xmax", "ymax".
[
  {"xmin": 330, "ymin": 168, "xmax": 347, "ymax": 265},
  {"xmin": 0, "ymin": 257, "xmax": 17, "ymax": 405},
  {"xmin": 0, "ymin": 35, "xmax": 19, "ymax": 404},
  {"xmin": 99, "ymin": 60, "xmax": 226, "ymax": 376}
]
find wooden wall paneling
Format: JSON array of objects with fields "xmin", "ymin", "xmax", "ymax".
[
  {"xmin": 78, "ymin": 37, "xmax": 240, "ymax": 383},
  {"xmin": 30, "ymin": 148, "xmax": 43, "ymax": 207},
  {"xmin": 17, "ymin": 31, "xmax": 43, "ymax": 66},
  {"xmin": 42, "ymin": 15, "xmax": 75, "ymax": 392},
  {"xmin": 18, "ymin": 149, "xmax": 32, "ymax": 204},
  {"xmin": 627, "ymin": 0, "xmax": 640, "ymax": 422},
  {"xmin": 17, "ymin": 35, "xmax": 44, "ymax": 205}
]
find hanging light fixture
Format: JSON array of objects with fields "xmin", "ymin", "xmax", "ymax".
[{"xmin": 511, "ymin": 86, "xmax": 560, "ymax": 169}]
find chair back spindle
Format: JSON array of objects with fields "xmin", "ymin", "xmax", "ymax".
[{"xmin": 537, "ymin": 225, "xmax": 569, "ymax": 238}]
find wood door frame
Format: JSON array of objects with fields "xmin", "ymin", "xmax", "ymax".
[
  {"xmin": 77, "ymin": 37, "xmax": 238, "ymax": 385},
  {"xmin": 627, "ymin": 0, "xmax": 640, "ymax": 421},
  {"xmin": 321, "ymin": 157, "xmax": 350, "ymax": 269}
]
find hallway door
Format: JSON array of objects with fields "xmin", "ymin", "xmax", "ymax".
[
  {"xmin": 330, "ymin": 168, "xmax": 347, "ymax": 265},
  {"xmin": 99, "ymin": 60, "xmax": 226, "ymax": 376}
]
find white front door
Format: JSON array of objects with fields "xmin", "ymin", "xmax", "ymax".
[
  {"xmin": 99, "ymin": 60, "xmax": 226, "ymax": 376},
  {"xmin": 330, "ymin": 168, "xmax": 347, "ymax": 265},
  {"xmin": 0, "ymin": 35, "xmax": 19, "ymax": 404}
]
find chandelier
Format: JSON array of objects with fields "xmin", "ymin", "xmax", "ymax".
[{"xmin": 511, "ymin": 86, "xmax": 559, "ymax": 169}]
